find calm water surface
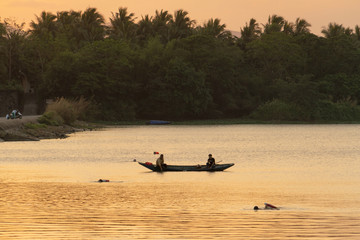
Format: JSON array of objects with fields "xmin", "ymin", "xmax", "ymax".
[{"xmin": 1, "ymin": 125, "xmax": 360, "ymax": 239}]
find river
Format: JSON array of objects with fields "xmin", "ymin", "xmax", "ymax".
[{"xmin": 1, "ymin": 125, "xmax": 360, "ymax": 239}]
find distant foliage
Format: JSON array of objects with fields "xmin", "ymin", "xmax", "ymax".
[
  {"xmin": 2, "ymin": 9, "xmax": 360, "ymax": 121},
  {"xmin": 251, "ymin": 99, "xmax": 303, "ymax": 121},
  {"xmin": 316, "ymin": 100, "xmax": 360, "ymax": 121}
]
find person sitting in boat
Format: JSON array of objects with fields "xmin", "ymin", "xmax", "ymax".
[
  {"xmin": 156, "ymin": 154, "xmax": 165, "ymax": 171},
  {"xmin": 207, "ymin": 154, "xmax": 215, "ymax": 168}
]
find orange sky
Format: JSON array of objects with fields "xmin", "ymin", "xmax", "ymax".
[{"xmin": 1, "ymin": 0, "xmax": 360, "ymax": 35}]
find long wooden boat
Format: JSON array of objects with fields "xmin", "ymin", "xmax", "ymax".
[{"xmin": 138, "ymin": 161, "xmax": 234, "ymax": 172}]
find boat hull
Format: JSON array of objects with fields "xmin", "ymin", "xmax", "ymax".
[{"xmin": 138, "ymin": 162, "xmax": 234, "ymax": 172}]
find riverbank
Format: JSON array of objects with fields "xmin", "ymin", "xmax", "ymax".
[
  {"xmin": 94, "ymin": 118, "xmax": 360, "ymax": 126},
  {"xmin": 2, "ymin": 116, "xmax": 359, "ymax": 142},
  {"xmin": 0, "ymin": 116, "xmax": 96, "ymax": 141}
]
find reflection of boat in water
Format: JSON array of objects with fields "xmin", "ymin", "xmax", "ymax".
[
  {"xmin": 147, "ymin": 120, "xmax": 171, "ymax": 125},
  {"xmin": 138, "ymin": 161, "xmax": 234, "ymax": 172}
]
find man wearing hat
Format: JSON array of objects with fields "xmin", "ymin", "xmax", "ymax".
[{"xmin": 207, "ymin": 154, "xmax": 215, "ymax": 168}]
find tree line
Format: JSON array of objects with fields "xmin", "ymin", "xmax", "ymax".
[{"xmin": 1, "ymin": 7, "xmax": 360, "ymax": 121}]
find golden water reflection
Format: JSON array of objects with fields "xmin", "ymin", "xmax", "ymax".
[
  {"xmin": 1, "ymin": 125, "xmax": 360, "ymax": 239},
  {"xmin": 1, "ymin": 181, "xmax": 360, "ymax": 239}
]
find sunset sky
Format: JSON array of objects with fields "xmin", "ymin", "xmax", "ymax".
[{"xmin": 1, "ymin": 0, "xmax": 359, "ymax": 35}]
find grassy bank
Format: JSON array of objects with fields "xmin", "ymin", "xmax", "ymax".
[{"xmin": 0, "ymin": 119, "xmax": 98, "ymax": 141}]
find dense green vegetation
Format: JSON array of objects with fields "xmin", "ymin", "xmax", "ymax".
[{"xmin": 1, "ymin": 8, "xmax": 360, "ymax": 121}]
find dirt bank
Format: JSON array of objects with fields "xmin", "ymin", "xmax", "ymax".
[{"xmin": 0, "ymin": 115, "xmax": 92, "ymax": 141}]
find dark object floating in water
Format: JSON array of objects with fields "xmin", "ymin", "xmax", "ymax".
[
  {"xmin": 98, "ymin": 179, "xmax": 110, "ymax": 182},
  {"xmin": 254, "ymin": 203, "xmax": 279, "ymax": 210},
  {"xmin": 137, "ymin": 161, "xmax": 234, "ymax": 172},
  {"xmin": 147, "ymin": 120, "xmax": 171, "ymax": 125}
]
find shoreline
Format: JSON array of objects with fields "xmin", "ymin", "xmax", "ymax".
[
  {"xmin": 0, "ymin": 116, "xmax": 96, "ymax": 141},
  {"xmin": 94, "ymin": 118, "xmax": 360, "ymax": 126},
  {"xmin": 1, "ymin": 116, "xmax": 360, "ymax": 142}
]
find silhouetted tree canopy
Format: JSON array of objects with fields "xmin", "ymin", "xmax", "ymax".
[{"xmin": 2, "ymin": 9, "xmax": 360, "ymax": 121}]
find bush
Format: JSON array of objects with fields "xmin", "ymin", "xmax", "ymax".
[
  {"xmin": 38, "ymin": 111, "xmax": 64, "ymax": 126},
  {"xmin": 316, "ymin": 100, "xmax": 360, "ymax": 121},
  {"xmin": 250, "ymin": 99, "xmax": 302, "ymax": 121},
  {"xmin": 44, "ymin": 97, "xmax": 90, "ymax": 124},
  {"xmin": 99, "ymin": 102, "xmax": 136, "ymax": 121},
  {"xmin": 82, "ymin": 100, "xmax": 102, "ymax": 121},
  {"xmin": 70, "ymin": 97, "xmax": 91, "ymax": 121}
]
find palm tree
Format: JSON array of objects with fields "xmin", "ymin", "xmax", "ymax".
[
  {"xmin": 293, "ymin": 18, "xmax": 311, "ymax": 35},
  {"xmin": 321, "ymin": 23, "xmax": 346, "ymax": 38},
  {"xmin": 56, "ymin": 10, "xmax": 81, "ymax": 30},
  {"xmin": 76, "ymin": 8, "xmax": 105, "ymax": 43},
  {"xmin": 344, "ymin": 27, "xmax": 353, "ymax": 36},
  {"xmin": 168, "ymin": 9, "xmax": 195, "ymax": 40},
  {"xmin": 152, "ymin": 9, "xmax": 172, "ymax": 42},
  {"xmin": 2, "ymin": 19, "xmax": 27, "ymax": 82},
  {"xmin": 240, "ymin": 18, "xmax": 261, "ymax": 43},
  {"xmin": 57, "ymin": 11, "xmax": 80, "ymax": 25},
  {"xmin": 354, "ymin": 25, "xmax": 360, "ymax": 40},
  {"xmin": 109, "ymin": 7, "xmax": 137, "ymax": 40},
  {"xmin": 137, "ymin": 14, "xmax": 153, "ymax": 42},
  {"xmin": 153, "ymin": 9, "xmax": 172, "ymax": 27},
  {"xmin": 29, "ymin": 11, "xmax": 57, "ymax": 38},
  {"xmin": 56, "ymin": 10, "xmax": 81, "ymax": 45},
  {"xmin": 263, "ymin": 15, "xmax": 285, "ymax": 34},
  {"xmin": 201, "ymin": 18, "xmax": 226, "ymax": 37},
  {"xmin": 283, "ymin": 21, "xmax": 294, "ymax": 35}
]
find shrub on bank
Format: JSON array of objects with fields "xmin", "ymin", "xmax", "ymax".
[
  {"xmin": 40, "ymin": 97, "xmax": 90, "ymax": 125},
  {"xmin": 38, "ymin": 111, "xmax": 64, "ymax": 126},
  {"xmin": 316, "ymin": 100, "xmax": 360, "ymax": 121},
  {"xmin": 250, "ymin": 99, "xmax": 302, "ymax": 121}
]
